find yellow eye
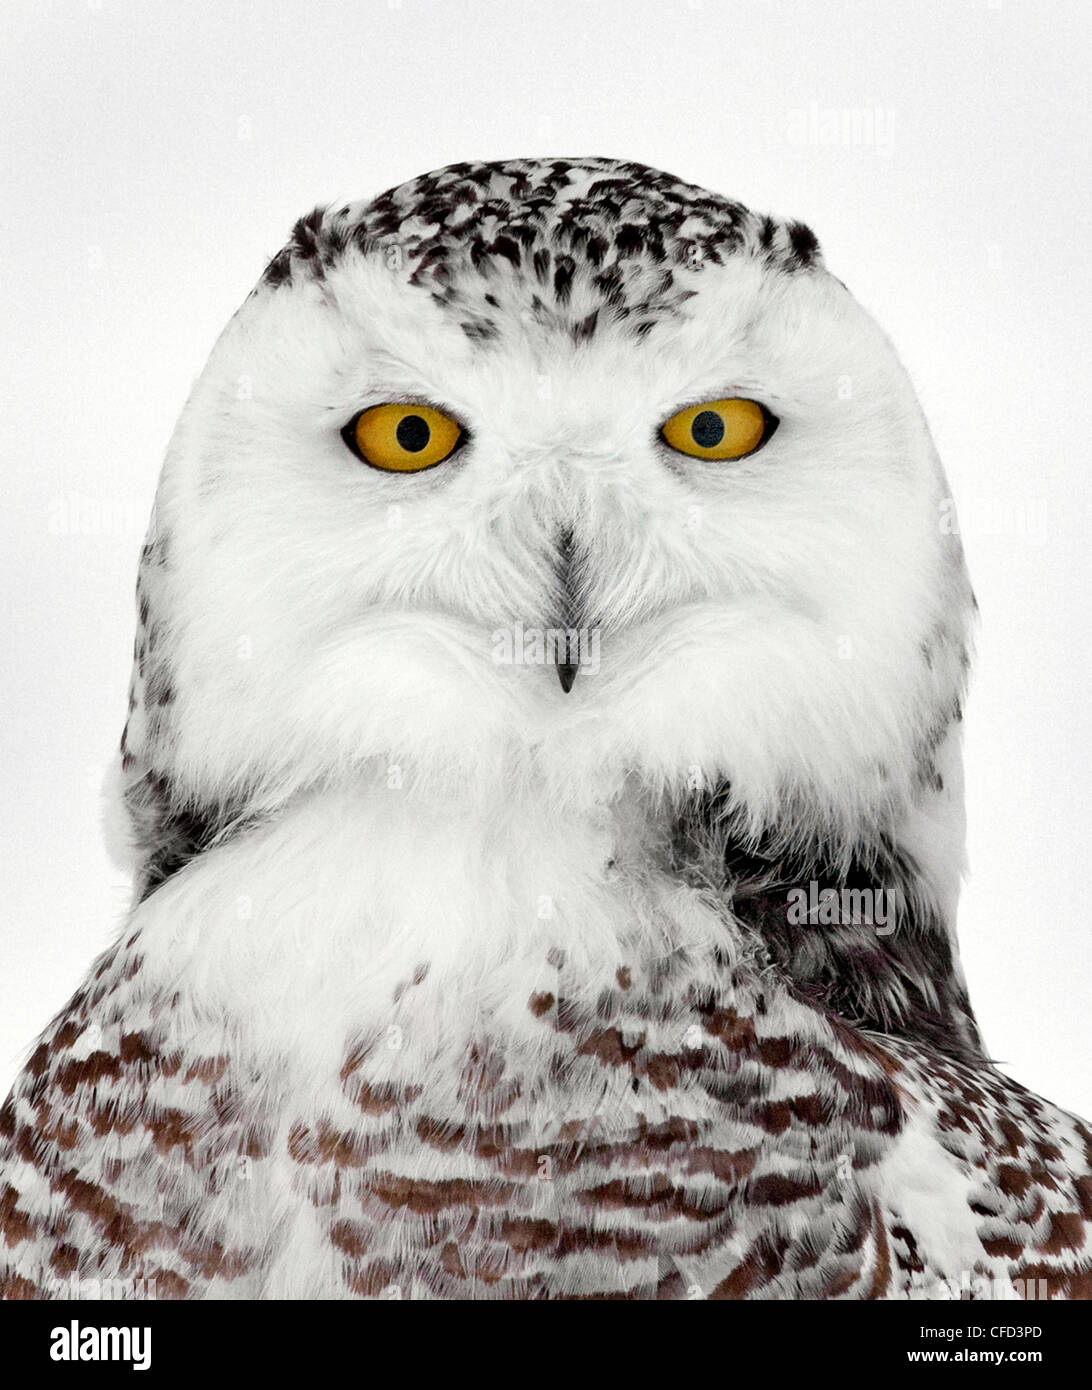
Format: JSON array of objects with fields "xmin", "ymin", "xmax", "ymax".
[
  {"xmin": 660, "ymin": 397, "xmax": 775, "ymax": 460},
  {"xmin": 342, "ymin": 402, "xmax": 464, "ymax": 472}
]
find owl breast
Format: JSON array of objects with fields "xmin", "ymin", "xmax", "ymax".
[
  {"xmin": 4, "ymin": 785, "xmax": 1066, "ymax": 1300},
  {"xmin": 266, "ymin": 941, "xmax": 905, "ymax": 1299},
  {"xmin": 114, "ymin": 785, "xmax": 898, "ymax": 1299}
]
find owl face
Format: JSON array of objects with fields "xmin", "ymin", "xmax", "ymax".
[{"xmin": 139, "ymin": 160, "xmax": 970, "ymax": 860}]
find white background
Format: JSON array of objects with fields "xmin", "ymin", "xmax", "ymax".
[{"xmin": 1, "ymin": 0, "xmax": 1089, "ymax": 1114}]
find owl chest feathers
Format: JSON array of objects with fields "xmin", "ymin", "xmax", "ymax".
[
  {"xmin": 107, "ymin": 785, "xmax": 925, "ymax": 1296},
  {"xmin": 4, "ymin": 782, "xmax": 1027, "ymax": 1297}
]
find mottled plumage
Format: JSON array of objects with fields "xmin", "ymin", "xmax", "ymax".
[{"xmin": 2, "ymin": 158, "xmax": 1089, "ymax": 1299}]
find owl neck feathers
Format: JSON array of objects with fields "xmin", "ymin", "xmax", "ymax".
[
  {"xmin": 672, "ymin": 747, "xmax": 984, "ymax": 1066},
  {"xmin": 116, "ymin": 748, "xmax": 985, "ymax": 1070}
]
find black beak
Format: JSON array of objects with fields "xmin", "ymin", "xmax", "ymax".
[{"xmin": 555, "ymin": 528, "xmax": 581, "ymax": 694}]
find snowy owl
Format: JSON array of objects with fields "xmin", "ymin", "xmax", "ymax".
[{"xmin": 2, "ymin": 158, "xmax": 1089, "ymax": 1301}]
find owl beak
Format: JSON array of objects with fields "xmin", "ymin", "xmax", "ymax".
[{"xmin": 554, "ymin": 528, "xmax": 580, "ymax": 694}]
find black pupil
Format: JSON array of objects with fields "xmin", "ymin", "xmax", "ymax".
[
  {"xmin": 396, "ymin": 414, "xmax": 431, "ymax": 452},
  {"xmin": 691, "ymin": 410, "xmax": 724, "ymax": 448}
]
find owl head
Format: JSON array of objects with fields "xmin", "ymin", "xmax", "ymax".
[{"xmin": 117, "ymin": 158, "xmax": 978, "ymax": 1056}]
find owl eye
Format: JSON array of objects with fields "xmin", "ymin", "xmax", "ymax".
[
  {"xmin": 341, "ymin": 402, "xmax": 465, "ymax": 472},
  {"xmin": 660, "ymin": 397, "xmax": 777, "ymax": 461}
]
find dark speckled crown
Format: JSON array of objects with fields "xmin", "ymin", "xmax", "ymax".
[{"xmin": 259, "ymin": 157, "xmax": 822, "ymax": 346}]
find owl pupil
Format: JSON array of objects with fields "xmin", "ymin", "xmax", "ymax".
[
  {"xmin": 396, "ymin": 414, "xmax": 431, "ymax": 452},
  {"xmin": 691, "ymin": 410, "xmax": 724, "ymax": 447}
]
